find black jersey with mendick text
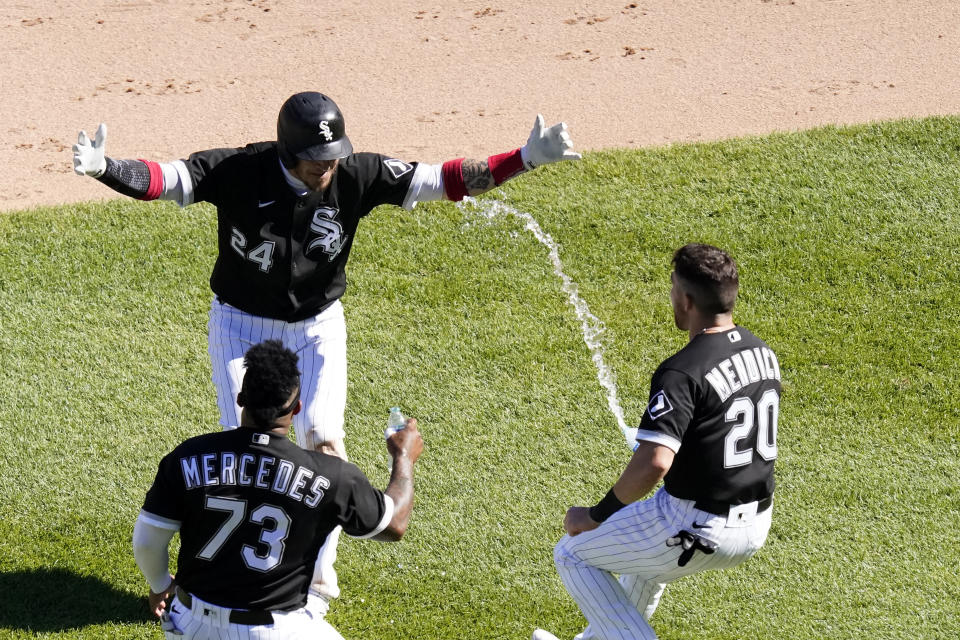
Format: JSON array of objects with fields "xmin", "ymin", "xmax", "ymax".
[
  {"xmin": 636, "ymin": 327, "xmax": 781, "ymax": 506},
  {"xmin": 141, "ymin": 429, "xmax": 389, "ymax": 611},
  {"xmin": 181, "ymin": 143, "xmax": 417, "ymax": 321}
]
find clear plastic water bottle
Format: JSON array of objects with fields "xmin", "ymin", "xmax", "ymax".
[{"xmin": 385, "ymin": 407, "xmax": 405, "ymax": 470}]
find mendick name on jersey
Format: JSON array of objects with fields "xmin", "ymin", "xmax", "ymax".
[
  {"xmin": 704, "ymin": 345, "xmax": 781, "ymax": 402},
  {"xmin": 179, "ymin": 449, "xmax": 330, "ymax": 508}
]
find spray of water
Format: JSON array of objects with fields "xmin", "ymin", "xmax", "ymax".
[{"xmin": 460, "ymin": 198, "xmax": 638, "ymax": 450}]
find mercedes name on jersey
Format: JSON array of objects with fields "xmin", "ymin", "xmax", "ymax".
[{"xmin": 179, "ymin": 451, "xmax": 330, "ymax": 508}]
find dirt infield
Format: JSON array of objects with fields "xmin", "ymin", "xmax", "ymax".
[{"xmin": 3, "ymin": 0, "xmax": 959, "ymax": 212}]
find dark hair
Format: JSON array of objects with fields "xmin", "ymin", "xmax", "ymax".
[
  {"xmin": 236, "ymin": 340, "xmax": 301, "ymax": 428},
  {"xmin": 672, "ymin": 243, "xmax": 739, "ymax": 314}
]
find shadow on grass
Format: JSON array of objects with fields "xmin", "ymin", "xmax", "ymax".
[{"xmin": 0, "ymin": 567, "xmax": 151, "ymax": 631}]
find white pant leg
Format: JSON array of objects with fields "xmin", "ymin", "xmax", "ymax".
[
  {"xmin": 554, "ymin": 498, "xmax": 669, "ymax": 640},
  {"xmin": 270, "ymin": 601, "xmax": 345, "ymax": 640},
  {"xmin": 288, "ymin": 300, "xmax": 347, "ymax": 449},
  {"xmin": 620, "ymin": 494, "xmax": 773, "ymax": 620},
  {"xmin": 208, "ymin": 299, "xmax": 346, "ymax": 441},
  {"xmin": 208, "ymin": 300, "xmax": 286, "ymax": 430},
  {"xmin": 619, "ymin": 573, "xmax": 666, "ymax": 622},
  {"xmin": 284, "ymin": 302, "xmax": 348, "ymax": 599},
  {"xmin": 555, "ymin": 489, "xmax": 772, "ymax": 640},
  {"xmin": 310, "ymin": 525, "xmax": 343, "ymax": 600}
]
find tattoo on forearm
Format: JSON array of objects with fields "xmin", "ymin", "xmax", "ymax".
[{"xmin": 462, "ymin": 159, "xmax": 495, "ymax": 195}]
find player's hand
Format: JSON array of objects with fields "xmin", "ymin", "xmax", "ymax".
[
  {"xmin": 563, "ymin": 506, "xmax": 600, "ymax": 536},
  {"xmin": 521, "ymin": 114, "xmax": 581, "ymax": 169},
  {"xmin": 387, "ymin": 417, "xmax": 424, "ymax": 464},
  {"xmin": 73, "ymin": 123, "xmax": 108, "ymax": 177},
  {"xmin": 147, "ymin": 575, "xmax": 176, "ymax": 618}
]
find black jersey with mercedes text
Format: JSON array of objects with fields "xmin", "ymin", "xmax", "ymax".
[
  {"xmin": 141, "ymin": 429, "xmax": 389, "ymax": 611},
  {"xmin": 181, "ymin": 143, "xmax": 417, "ymax": 321},
  {"xmin": 635, "ymin": 327, "xmax": 781, "ymax": 506}
]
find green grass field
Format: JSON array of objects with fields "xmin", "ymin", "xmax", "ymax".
[{"xmin": 1, "ymin": 116, "xmax": 958, "ymax": 640}]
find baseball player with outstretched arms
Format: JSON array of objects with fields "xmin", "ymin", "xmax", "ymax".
[
  {"xmin": 74, "ymin": 92, "xmax": 579, "ymax": 602},
  {"xmin": 534, "ymin": 243, "xmax": 781, "ymax": 640},
  {"xmin": 133, "ymin": 339, "xmax": 424, "ymax": 639}
]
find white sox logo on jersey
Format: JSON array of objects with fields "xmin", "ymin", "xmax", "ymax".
[
  {"xmin": 308, "ymin": 206, "xmax": 348, "ymax": 260},
  {"xmin": 383, "ymin": 158, "xmax": 413, "ymax": 179},
  {"xmin": 319, "ymin": 121, "xmax": 333, "ymax": 141},
  {"xmin": 647, "ymin": 390, "xmax": 674, "ymax": 420}
]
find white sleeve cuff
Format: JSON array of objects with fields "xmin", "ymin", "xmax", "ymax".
[
  {"xmin": 401, "ymin": 163, "xmax": 444, "ymax": 210},
  {"xmin": 635, "ymin": 429, "xmax": 682, "ymax": 453},
  {"xmin": 158, "ymin": 162, "xmax": 182, "ymax": 204},
  {"xmin": 169, "ymin": 160, "xmax": 194, "ymax": 207},
  {"xmin": 138, "ymin": 509, "xmax": 182, "ymax": 531},
  {"xmin": 133, "ymin": 511, "xmax": 179, "ymax": 593},
  {"xmin": 347, "ymin": 494, "xmax": 395, "ymax": 540}
]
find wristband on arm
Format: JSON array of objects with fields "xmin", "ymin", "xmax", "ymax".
[
  {"xmin": 97, "ymin": 158, "xmax": 164, "ymax": 200},
  {"xmin": 441, "ymin": 147, "xmax": 529, "ymax": 202},
  {"xmin": 441, "ymin": 158, "xmax": 468, "ymax": 202},
  {"xmin": 589, "ymin": 488, "xmax": 627, "ymax": 523},
  {"xmin": 487, "ymin": 147, "xmax": 526, "ymax": 184}
]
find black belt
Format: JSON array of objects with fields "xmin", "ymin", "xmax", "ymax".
[
  {"xmin": 176, "ymin": 587, "xmax": 274, "ymax": 626},
  {"xmin": 694, "ymin": 495, "xmax": 773, "ymax": 516}
]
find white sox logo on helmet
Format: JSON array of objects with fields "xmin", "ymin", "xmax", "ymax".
[{"xmin": 318, "ymin": 121, "xmax": 334, "ymax": 141}]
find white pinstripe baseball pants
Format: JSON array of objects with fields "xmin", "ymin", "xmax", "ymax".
[
  {"xmin": 553, "ymin": 487, "xmax": 772, "ymax": 640},
  {"xmin": 208, "ymin": 298, "xmax": 348, "ymax": 599},
  {"xmin": 208, "ymin": 299, "xmax": 348, "ymax": 447},
  {"xmin": 164, "ymin": 592, "xmax": 344, "ymax": 640}
]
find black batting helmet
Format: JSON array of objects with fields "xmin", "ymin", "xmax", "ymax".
[{"xmin": 277, "ymin": 92, "xmax": 353, "ymax": 168}]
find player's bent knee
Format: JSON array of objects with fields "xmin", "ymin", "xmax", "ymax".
[{"xmin": 553, "ymin": 535, "xmax": 579, "ymax": 567}]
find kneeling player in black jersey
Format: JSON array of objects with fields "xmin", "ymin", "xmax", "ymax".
[
  {"xmin": 133, "ymin": 340, "xmax": 423, "ymax": 639},
  {"xmin": 535, "ymin": 243, "xmax": 781, "ymax": 640}
]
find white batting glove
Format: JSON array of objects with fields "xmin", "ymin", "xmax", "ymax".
[
  {"xmin": 520, "ymin": 114, "xmax": 581, "ymax": 169},
  {"xmin": 73, "ymin": 123, "xmax": 108, "ymax": 177}
]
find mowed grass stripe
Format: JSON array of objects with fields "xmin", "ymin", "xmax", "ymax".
[{"xmin": 1, "ymin": 116, "xmax": 958, "ymax": 639}]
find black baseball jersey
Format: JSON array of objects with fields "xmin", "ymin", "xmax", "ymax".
[
  {"xmin": 181, "ymin": 143, "xmax": 417, "ymax": 321},
  {"xmin": 141, "ymin": 428, "xmax": 390, "ymax": 611},
  {"xmin": 636, "ymin": 327, "xmax": 781, "ymax": 505}
]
